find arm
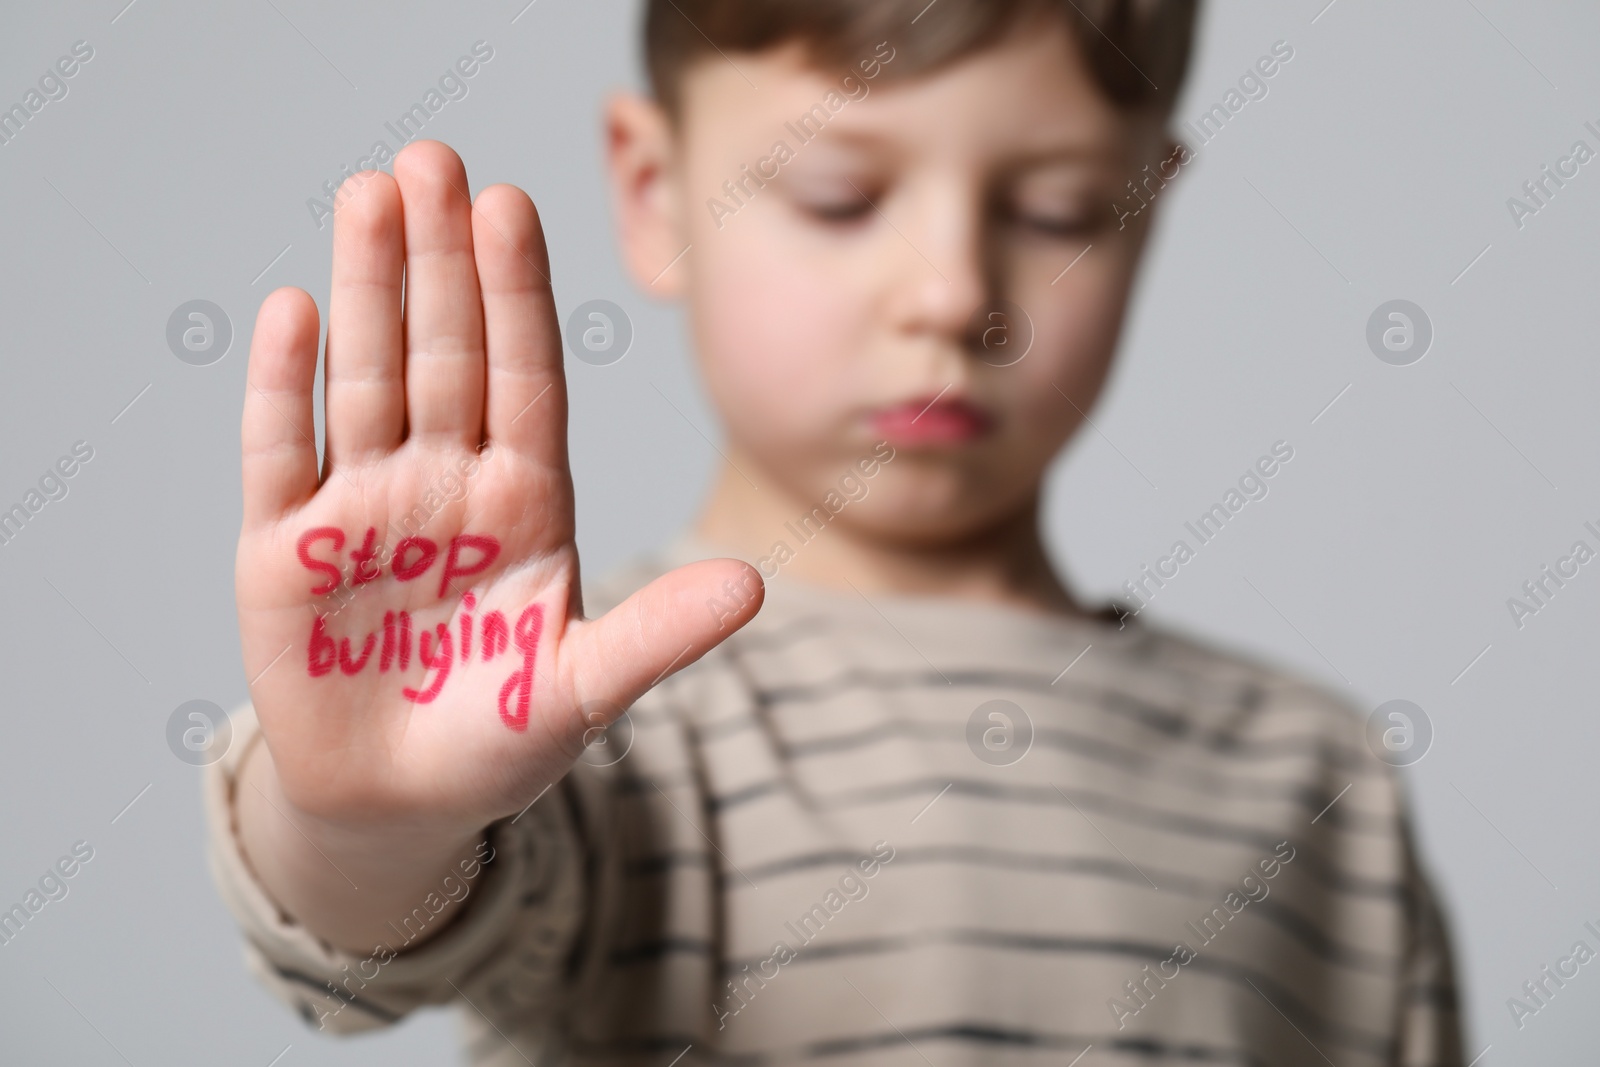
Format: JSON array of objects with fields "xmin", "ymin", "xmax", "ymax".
[
  {"xmin": 234, "ymin": 735, "xmax": 489, "ymax": 957},
  {"xmin": 202, "ymin": 698, "xmax": 584, "ymax": 1035},
  {"xmin": 213, "ymin": 138, "xmax": 762, "ymax": 1033},
  {"xmin": 1393, "ymin": 852, "xmax": 1467, "ymax": 1066}
]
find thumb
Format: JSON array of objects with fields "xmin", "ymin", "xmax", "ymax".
[{"xmin": 565, "ymin": 557, "xmax": 764, "ymax": 725}]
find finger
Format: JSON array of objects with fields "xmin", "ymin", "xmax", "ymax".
[
  {"xmin": 393, "ymin": 140, "xmax": 486, "ymax": 448},
  {"xmin": 325, "ymin": 169, "xmax": 405, "ymax": 467},
  {"xmin": 565, "ymin": 559, "xmax": 765, "ymax": 732},
  {"xmin": 242, "ymin": 288, "xmax": 322, "ymax": 525},
  {"xmin": 472, "ymin": 184, "xmax": 568, "ymax": 468}
]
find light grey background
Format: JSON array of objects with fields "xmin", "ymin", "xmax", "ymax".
[{"xmin": 1, "ymin": 0, "xmax": 1595, "ymax": 1062}]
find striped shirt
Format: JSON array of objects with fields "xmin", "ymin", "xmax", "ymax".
[{"xmin": 202, "ymin": 531, "xmax": 1465, "ymax": 1066}]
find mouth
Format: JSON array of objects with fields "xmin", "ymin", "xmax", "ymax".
[{"xmin": 868, "ymin": 392, "xmax": 995, "ymax": 445}]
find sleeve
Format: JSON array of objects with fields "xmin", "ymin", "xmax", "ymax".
[
  {"xmin": 1394, "ymin": 824, "xmax": 1468, "ymax": 1066},
  {"xmin": 200, "ymin": 700, "xmax": 587, "ymax": 1036}
]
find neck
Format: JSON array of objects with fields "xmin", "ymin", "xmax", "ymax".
[{"xmin": 692, "ymin": 451, "xmax": 1087, "ymax": 619}]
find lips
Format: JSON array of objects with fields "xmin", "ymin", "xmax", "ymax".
[{"xmin": 870, "ymin": 394, "xmax": 994, "ymax": 445}]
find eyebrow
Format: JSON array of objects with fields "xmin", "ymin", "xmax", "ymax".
[
  {"xmin": 786, "ymin": 127, "xmax": 900, "ymax": 163},
  {"xmin": 1005, "ymin": 143, "xmax": 1128, "ymax": 169},
  {"xmin": 792, "ymin": 124, "xmax": 1127, "ymax": 170}
]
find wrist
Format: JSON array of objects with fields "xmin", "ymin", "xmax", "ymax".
[
  {"xmin": 238, "ymin": 738, "xmax": 488, "ymax": 881},
  {"xmin": 235, "ymin": 741, "xmax": 497, "ymax": 954}
]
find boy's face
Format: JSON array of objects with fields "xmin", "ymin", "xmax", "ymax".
[{"xmin": 613, "ymin": 15, "xmax": 1172, "ymax": 545}]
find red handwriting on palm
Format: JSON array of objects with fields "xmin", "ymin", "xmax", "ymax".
[{"xmin": 234, "ymin": 141, "xmax": 761, "ymax": 836}]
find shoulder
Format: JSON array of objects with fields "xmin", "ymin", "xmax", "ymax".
[
  {"xmin": 1117, "ymin": 615, "xmax": 1386, "ymax": 774},
  {"xmin": 1123, "ymin": 621, "xmax": 1429, "ymax": 882}
]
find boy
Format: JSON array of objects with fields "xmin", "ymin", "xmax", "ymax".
[{"xmin": 204, "ymin": 1, "xmax": 1465, "ymax": 1064}]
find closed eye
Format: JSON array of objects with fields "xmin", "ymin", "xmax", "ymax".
[
  {"xmin": 1014, "ymin": 210, "xmax": 1104, "ymax": 238},
  {"xmin": 796, "ymin": 195, "xmax": 876, "ymax": 225}
]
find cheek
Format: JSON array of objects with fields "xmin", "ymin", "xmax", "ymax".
[
  {"xmin": 1010, "ymin": 249, "xmax": 1137, "ymax": 418},
  {"xmin": 689, "ymin": 216, "xmax": 864, "ymax": 444}
]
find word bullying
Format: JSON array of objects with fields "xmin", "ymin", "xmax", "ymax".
[{"xmin": 296, "ymin": 529, "xmax": 542, "ymax": 731}]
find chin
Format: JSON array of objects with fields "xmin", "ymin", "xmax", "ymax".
[{"xmin": 848, "ymin": 482, "xmax": 1028, "ymax": 548}]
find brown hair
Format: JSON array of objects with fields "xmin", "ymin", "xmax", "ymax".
[{"xmin": 644, "ymin": 0, "xmax": 1201, "ymax": 121}]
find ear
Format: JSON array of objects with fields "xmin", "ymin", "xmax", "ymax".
[{"xmin": 605, "ymin": 91, "xmax": 689, "ymax": 299}]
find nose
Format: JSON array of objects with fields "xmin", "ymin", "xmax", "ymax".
[{"xmin": 888, "ymin": 181, "xmax": 991, "ymax": 345}]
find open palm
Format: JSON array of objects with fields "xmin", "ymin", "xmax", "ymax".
[{"xmin": 235, "ymin": 140, "xmax": 760, "ymax": 837}]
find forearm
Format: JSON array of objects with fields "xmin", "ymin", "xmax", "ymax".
[{"xmin": 235, "ymin": 738, "xmax": 491, "ymax": 957}]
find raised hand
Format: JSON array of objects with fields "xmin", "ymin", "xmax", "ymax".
[{"xmin": 235, "ymin": 140, "xmax": 761, "ymax": 845}]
